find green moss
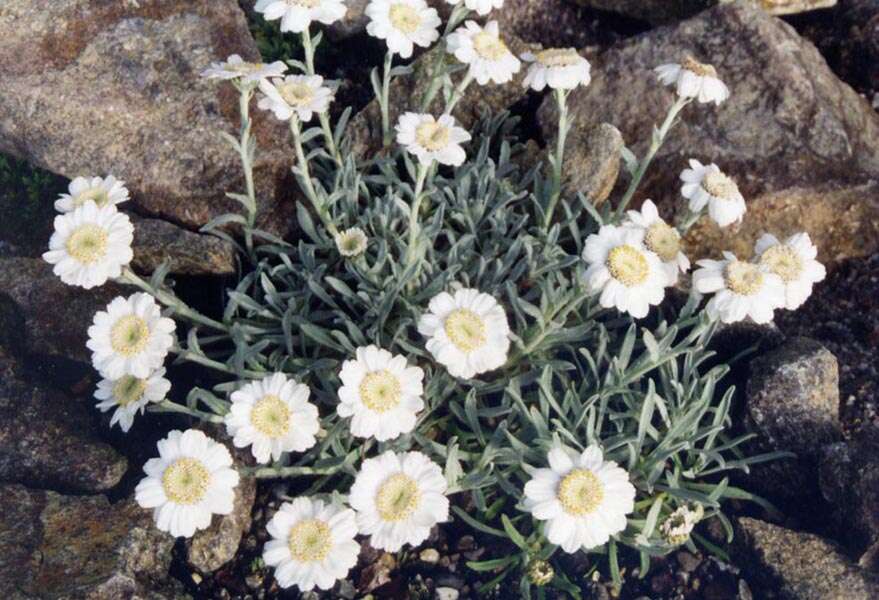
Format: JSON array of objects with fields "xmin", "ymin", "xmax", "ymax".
[{"xmin": 0, "ymin": 154, "xmax": 66, "ymax": 256}]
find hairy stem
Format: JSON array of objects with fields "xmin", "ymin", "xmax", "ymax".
[
  {"xmin": 419, "ymin": 3, "xmax": 470, "ymax": 111},
  {"xmin": 443, "ymin": 72, "xmax": 474, "ymax": 117},
  {"xmin": 119, "ymin": 268, "xmax": 229, "ymax": 332},
  {"xmin": 149, "ymin": 399, "xmax": 225, "ymax": 423},
  {"xmin": 380, "ymin": 50, "xmax": 394, "ymax": 147},
  {"xmin": 301, "ymin": 27, "xmax": 343, "ymax": 165},
  {"xmin": 404, "ymin": 163, "xmax": 430, "ymax": 286},
  {"xmin": 290, "ymin": 116, "xmax": 338, "ymax": 236},
  {"xmin": 236, "ymin": 84, "xmax": 258, "ymax": 256},
  {"xmin": 542, "ymin": 88, "xmax": 570, "ymax": 230}
]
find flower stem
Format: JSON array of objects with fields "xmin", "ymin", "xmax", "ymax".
[
  {"xmin": 290, "ymin": 116, "xmax": 338, "ymax": 236},
  {"xmin": 380, "ymin": 50, "xmax": 394, "ymax": 147},
  {"xmin": 419, "ymin": 4, "xmax": 470, "ymax": 111},
  {"xmin": 613, "ymin": 96, "xmax": 690, "ymax": 221},
  {"xmin": 443, "ymin": 72, "xmax": 474, "ymax": 117},
  {"xmin": 149, "ymin": 399, "xmax": 225, "ymax": 423},
  {"xmin": 301, "ymin": 26, "xmax": 343, "ymax": 165},
  {"xmin": 236, "ymin": 84, "xmax": 258, "ymax": 256},
  {"xmin": 542, "ymin": 88, "xmax": 570, "ymax": 230},
  {"xmin": 404, "ymin": 163, "xmax": 430, "ymax": 285},
  {"xmin": 119, "ymin": 268, "xmax": 229, "ymax": 332}
]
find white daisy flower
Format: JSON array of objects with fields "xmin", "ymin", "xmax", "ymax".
[
  {"xmin": 87, "ymin": 293, "xmax": 176, "ymax": 380},
  {"xmin": 335, "ymin": 227, "xmax": 368, "ymax": 257},
  {"xmin": 447, "ymin": 21, "xmax": 521, "ymax": 86},
  {"xmin": 258, "ymin": 75, "xmax": 333, "ymax": 122},
  {"xmin": 263, "ymin": 497, "xmax": 360, "ymax": 592},
  {"xmin": 395, "ymin": 112, "xmax": 472, "ymax": 167},
  {"xmin": 224, "ymin": 373, "xmax": 320, "ymax": 464},
  {"xmin": 521, "ymin": 48, "xmax": 591, "ymax": 92},
  {"xmin": 523, "ymin": 444, "xmax": 636, "ymax": 553},
  {"xmin": 135, "ymin": 429, "xmax": 240, "ymax": 538},
  {"xmin": 623, "ymin": 199, "xmax": 689, "ymax": 286},
  {"xmin": 754, "ymin": 232, "xmax": 826, "ymax": 310},
  {"xmin": 201, "ymin": 54, "xmax": 288, "ymax": 84},
  {"xmin": 417, "ymin": 288, "xmax": 511, "ymax": 379},
  {"xmin": 446, "ymin": 0, "xmax": 504, "ymax": 17},
  {"xmin": 42, "ymin": 201, "xmax": 134, "ymax": 290},
  {"xmin": 660, "ymin": 504, "xmax": 703, "ymax": 546},
  {"xmin": 365, "ymin": 0, "xmax": 440, "ymax": 59},
  {"xmin": 693, "ymin": 252, "xmax": 786, "ymax": 324},
  {"xmin": 654, "ymin": 56, "xmax": 729, "ymax": 105},
  {"xmin": 680, "ymin": 159, "xmax": 746, "ymax": 228},
  {"xmin": 254, "ymin": 0, "xmax": 347, "ymax": 33},
  {"xmin": 582, "ymin": 225, "xmax": 667, "ymax": 319},
  {"xmin": 94, "ymin": 367, "xmax": 171, "ymax": 433},
  {"xmin": 54, "ymin": 175, "xmax": 129, "ymax": 213},
  {"xmin": 337, "ymin": 345, "xmax": 424, "ymax": 442},
  {"xmin": 349, "ymin": 450, "xmax": 449, "ymax": 551}
]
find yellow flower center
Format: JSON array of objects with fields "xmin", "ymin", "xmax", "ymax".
[
  {"xmin": 472, "ymin": 32, "xmax": 509, "ymax": 61},
  {"xmin": 288, "ymin": 518, "xmax": 332, "ymax": 562},
  {"xmin": 375, "ymin": 473, "xmax": 421, "ymax": 522},
  {"xmin": 536, "ymin": 48, "xmax": 580, "ymax": 68},
  {"xmin": 557, "ymin": 469, "xmax": 604, "ymax": 516},
  {"xmin": 65, "ymin": 224, "xmax": 108, "ymax": 264},
  {"xmin": 110, "ymin": 315, "xmax": 150, "ymax": 356},
  {"xmin": 162, "ymin": 458, "xmax": 211, "ymax": 505},
  {"xmin": 644, "ymin": 222, "xmax": 681, "ymax": 263},
  {"xmin": 607, "ymin": 244, "xmax": 650, "ymax": 286},
  {"xmin": 359, "ymin": 370, "xmax": 402, "ymax": 413},
  {"xmin": 279, "ymin": 82, "xmax": 314, "ymax": 107},
  {"xmin": 725, "ymin": 260, "xmax": 764, "ymax": 296},
  {"xmin": 444, "ymin": 308, "xmax": 487, "ymax": 353},
  {"xmin": 250, "ymin": 394, "xmax": 291, "ymax": 438},
  {"xmin": 112, "ymin": 375, "xmax": 147, "ymax": 407},
  {"xmin": 760, "ymin": 244, "xmax": 802, "ymax": 283},
  {"xmin": 682, "ymin": 55, "xmax": 718, "ymax": 78},
  {"xmin": 337, "ymin": 230, "xmax": 366, "ymax": 256},
  {"xmin": 415, "ymin": 122, "xmax": 451, "ymax": 152},
  {"xmin": 73, "ymin": 187, "xmax": 110, "ymax": 209},
  {"xmin": 229, "ymin": 61, "xmax": 267, "ymax": 73},
  {"xmin": 702, "ymin": 171, "xmax": 738, "ymax": 200},
  {"xmin": 389, "ymin": 3, "xmax": 421, "ymax": 34}
]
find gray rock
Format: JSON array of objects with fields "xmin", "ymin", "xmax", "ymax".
[
  {"xmin": 570, "ymin": 0, "xmax": 837, "ymax": 24},
  {"xmin": 560, "ymin": 122, "xmax": 624, "ymax": 206},
  {"xmin": 349, "ymin": 32, "xmax": 535, "ymax": 158},
  {"xmin": 0, "ymin": 257, "xmax": 132, "ymax": 365},
  {"xmin": 744, "ymin": 337, "xmax": 841, "ymax": 501},
  {"xmin": 0, "ymin": 0, "xmax": 296, "ymax": 235},
  {"xmin": 819, "ymin": 427, "xmax": 879, "ymax": 555},
  {"xmin": 130, "ymin": 214, "xmax": 237, "ymax": 276},
  {"xmin": 0, "ymin": 348, "xmax": 127, "ymax": 493},
  {"xmin": 0, "ymin": 484, "xmax": 178, "ymax": 599},
  {"xmin": 733, "ymin": 517, "xmax": 879, "ymax": 600},
  {"xmin": 539, "ymin": 1, "xmax": 879, "ymax": 265},
  {"xmin": 187, "ymin": 473, "xmax": 256, "ymax": 572}
]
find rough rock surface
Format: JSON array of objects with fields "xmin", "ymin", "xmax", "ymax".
[
  {"xmin": 572, "ymin": 0, "xmax": 837, "ymax": 24},
  {"xmin": 744, "ymin": 337, "xmax": 841, "ymax": 502},
  {"xmin": 558, "ymin": 122, "xmax": 624, "ymax": 206},
  {"xmin": 539, "ymin": 1, "xmax": 879, "ymax": 264},
  {"xmin": 733, "ymin": 517, "xmax": 879, "ymax": 599},
  {"xmin": 0, "ymin": 257, "xmax": 132, "ymax": 365},
  {"xmin": 130, "ymin": 214, "xmax": 237, "ymax": 276},
  {"xmin": 0, "ymin": 0, "xmax": 296, "ymax": 234},
  {"xmin": 187, "ymin": 474, "xmax": 257, "ymax": 573},
  {"xmin": 819, "ymin": 427, "xmax": 879, "ymax": 555},
  {"xmin": 0, "ymin": 484, "xmax": 178, "ymax": 599},
  {"xmin": 0, "ymin": 349, "xmax": 127, "ymax": 493},
  {"xmin": 683, "ymin": 183, "xmax": 879, "ymax": 265},
  {"xmin": 350, "ymin": 32, "xmax": 535, "ymax": 157}
]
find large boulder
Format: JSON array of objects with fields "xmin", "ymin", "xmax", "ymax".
[
  {"xmin": 733, "ymin": 517, "xmax": 879, "ymax": 600},
  {"xmin": 0, "ymin": 0, "xmax": 296, "ymax": 235},
  {"xmin": 570, "ymin": 0, "xmax": 837, "ymax": 24},
  {"xmin": 129, "ymin": 214, "xmax": 237, "ymax": 276},
  {"xmin": 0, "ymin": 348, "xmax": 127, "ymax": 494},
  {"xmin": 187, "ymin": 474, "xmax": 256, "ymax": 573},
  {"xmin": 539, "ymin": 1, "xmax": 879, "ymax": 265},
  {"xmin": 0, "ymin": 484, "xmax": 178, "ymax": 599}
]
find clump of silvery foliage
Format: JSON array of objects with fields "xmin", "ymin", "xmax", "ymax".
[{"xmin": 40, "ymin": 0, "xmax": 826, "ymax": 595}]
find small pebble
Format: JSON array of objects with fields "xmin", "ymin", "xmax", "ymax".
[
  {"xmin": 420, "ymin": 548, "xmax": 441, "ymax": 564},
  {"xmin": 436, "ymin": 587, "xmax": 459, "ymax": 600}
]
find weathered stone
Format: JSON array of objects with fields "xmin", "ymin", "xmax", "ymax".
[
  {"xmin": 559, "ymin": 122, "xmax": 624, "ymax": 206},
  {"xmin": 539, "ymin": 1, "xmax": 879, "ymax": 265},
  {"xmin": 683, "ymin": 183, "xmax": 879, "ymax": 266},
  {"xmin": 0, "ymin": 257, "xmax": 132, "ymax": 365},
  {"xmin": 349, "ymin": 32, "xmax": 535, "ymax": 157},
  {"xmin": 130, "ymin": 214, "xmax": 237, "ymax": 276},
  {"xmin": 570, "ymin": 0, "xmax": 837, "ymax": 24},
  {"xmin": 0, "ymin": 0, "xmax": 296, "ymax": 235},
  {"xmin": 744, "ymin": 337, "xmax": 841, "ymax": 502},
  {"xmin": 0, "ymin": 348, "xmax": 127, "ymax": 494},
  {"xmin": 733, "ymin": 517, "xmax": 879, "ymax": 600},
  {"xmin": 187, "ymin": 474, "xmax": 256, "ymax": 572},
  {"xmin": 0, "ymin": 484, "xmax": 178, "ymax": 599},
  {"xmin": 819, "ymin": 427, "xmax": 879, "ymax": 555}
]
